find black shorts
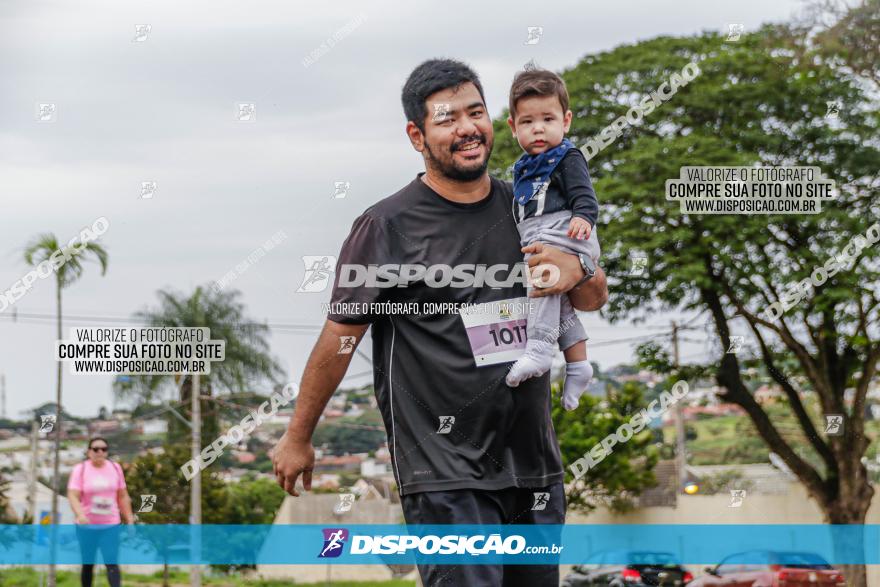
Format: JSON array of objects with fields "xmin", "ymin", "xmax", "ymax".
[{"xmin": 400, "ymin": 483, "xmax": 565, "ymax": 587}]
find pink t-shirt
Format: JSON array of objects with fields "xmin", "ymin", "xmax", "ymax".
[{"xmin": 67, "ymin": 460, "xmax": 126, "ymax": 524}]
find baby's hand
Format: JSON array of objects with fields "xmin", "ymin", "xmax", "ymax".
[{"xmin": 568, "ymin": 217, "xmax": 592, "ymax": 240}]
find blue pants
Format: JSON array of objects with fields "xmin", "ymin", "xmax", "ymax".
[{"xmin": 75, "ymin": 524, "xmax": 121, "ymax": 587}]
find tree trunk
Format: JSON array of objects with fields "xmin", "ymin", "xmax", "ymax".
[
  {"xmin": 826, "ymin": 485, "xmax": 872, "ymax": 587},
  {"xmin": 47, "ymin": 281, "xmax": 62, "ymax": 587}
]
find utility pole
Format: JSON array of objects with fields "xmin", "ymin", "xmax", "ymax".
[
  {"xmin": 28, "ymin": 420, "xmax": 39, "ymax": 523},
  {"xmin": 1, "ymin": 373, "xmax": 6, "ymax": 419},
  {"xmin": 672, "ymin": 321, "xmax": 687, "ymax": 492},
  {"xmin": 190, "ymin": 373, "xmax": 202, "ymax": 587}
]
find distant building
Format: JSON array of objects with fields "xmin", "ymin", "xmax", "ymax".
[
  {"xmin": 233, "ymin": 451, "xmax": 256, "ymax": 464},
  {"xmin": 139, "ymin": 419, "xmax": 168, "ymax": 435},
  {"xmin": 314, "ymin": 454, "xmax": 362, "ymax": 472},
  {"xmin": 360, "ymin": 458, "xmax": 389, "ymax": 477},
  {"xmin": 754, "ymin": 384, "xmax": 784, "ymax": 404},
  {"xmin": 88, "ymin": 420, "xmax": 120, "ymax": 435}
]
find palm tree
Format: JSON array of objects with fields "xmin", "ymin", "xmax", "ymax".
[
  {"xmin": 23, "ymin": 234, "xmax": 108, "ymax": 586},
  {"xmin": 115, "ymin": 285, "xmax": 285, "ymax": 445}
]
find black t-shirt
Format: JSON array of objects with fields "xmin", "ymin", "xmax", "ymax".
[
  {"xmin": 514, "ymin": 149, "xmax": 599, "ymax": 224},
  {"xmin": 328, "ymin": 173, "xmax": 564, "ymax": 495}
]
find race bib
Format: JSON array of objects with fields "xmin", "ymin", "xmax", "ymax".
[
  {"xmin": 459, "ymin": 298, "xmax": 530, "ymax": 366},
  {"xmin": 90, "ymin": 496, "xmax": 113, "ymax": 516}
]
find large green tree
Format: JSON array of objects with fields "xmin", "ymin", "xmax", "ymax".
[{"xmin": 492, "ymin": 11, "xmax": 878, "ymax": 586}]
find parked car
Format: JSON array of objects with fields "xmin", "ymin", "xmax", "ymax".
[
  {"xmin": 562, "ymin": 550, "xmax": 693, "ymax": 586},
  {"xmin": 689, "ymin": 550, "xmax": 845, "ymax": 586}
]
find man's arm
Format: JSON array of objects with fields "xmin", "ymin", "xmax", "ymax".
[
  {"xmin": 569, "ymin": 266, "xmax": 607, "ymax": 311},
  {"xmin": 521, "ymin": 242, "xmax": 608, "ymax": 311},
  {"xmin": 272, "ymin": 319, "xmax": 370, "ymax": 496}
]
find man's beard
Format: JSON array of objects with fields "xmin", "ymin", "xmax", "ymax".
[{"xmin": 424, "ymin": 134, "xmax": 493, "ymax": 182}]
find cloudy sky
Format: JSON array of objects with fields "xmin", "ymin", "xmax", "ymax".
[{"xmin": 0, "ymin": 0, "xmax": 805, "ymax": 419}]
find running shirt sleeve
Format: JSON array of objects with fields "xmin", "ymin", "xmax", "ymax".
[
  {"xmin": 559, "ymin": 150, "xmax": 599, "ymax": 227},
  {"xmin": 327, "ymin": 212, "xmax": 393, "ymax": 324},
  {"xmin": 67, "ymin": 463, "xmax": 84, "ymax": 491},
  {"xmin": 113, "ymin": 461, "xmax": 126, "ymax": 490}
]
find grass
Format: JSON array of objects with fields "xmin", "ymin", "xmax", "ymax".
[{"xmin": 0, "ymin": 568, "xmax": 416, "ymax": 586}]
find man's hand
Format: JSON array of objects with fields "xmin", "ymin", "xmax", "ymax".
[
  {"xmin": 272, "ymin": 431, "xmax": 315, "ymax": 497},
  {"xmin": 522, "ymin": 242, "xmax": 585, "ymax": 297},
  {"xmin": 567, "ymin": 217, "xmax": 592, "ymax": 240}
]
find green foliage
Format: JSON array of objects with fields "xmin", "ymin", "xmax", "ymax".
[
  {"xmin": 698, "ymin": 469, "xmax": 756, "ymax": 495},
  {"xmin": 123, "ymin": 443, "xmax": 230, "ymax": 524},
  {"xmin": 313, "ymin": 410, "xmax": 387, "ymax": 454},
  {"xmin": 0, "ymin": 567, "xmax": 415, "ymax": 586},
  {"xmin": 224, "ymin": 475, "xmax": 287, "ymax": 525},
  {"xmin": 553, "ymin": 381, "xmax": 660, "ymax": 513},
  {"xmin": 23, "ymin": 234, "xmax": 108, "ymax": 289}
]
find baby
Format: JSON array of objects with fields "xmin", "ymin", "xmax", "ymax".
[{"xmin": 504, "ymin": 68, "xmax": 601, "ymax": 411}]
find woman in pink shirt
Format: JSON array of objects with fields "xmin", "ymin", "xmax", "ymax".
[{"xmin": 67, "ymin": 437, "xmax": 134, "ymax": 587}]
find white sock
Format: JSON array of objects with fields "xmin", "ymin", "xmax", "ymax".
[
  {"xmin": 562, "ymin": 360, "xmax": 593, "ymax": 411},
  {"xmin": 505, "ymin": 340, "xmax": 555, "ymax": 387}
]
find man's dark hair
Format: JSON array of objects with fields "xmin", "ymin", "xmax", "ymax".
[
  {"xmin": 508, "ymin": 68, "xmax": 569, "ymax": 120},
  {"xmin": 401, "ymin": 58, "xmax": 486, "ymax": 133}
]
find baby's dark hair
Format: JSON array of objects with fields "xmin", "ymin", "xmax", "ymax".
[{"xmin": 508, "ymin": 68, "xmax": 570, "ymax": 120}]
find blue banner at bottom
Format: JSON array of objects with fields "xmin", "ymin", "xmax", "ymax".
[{"xmin": 0, "ymin": 524, "xmax": 877, "ymax": 565}]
